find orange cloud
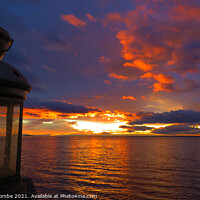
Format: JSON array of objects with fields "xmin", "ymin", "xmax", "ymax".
[
  {"xmin": 141, "ymin": 96, "xmax": 146, "ymax": 101},
  {"xmin": 24, "ymin": 108, "xmax": 69, "ymax": 119},
  {"xmin": 116, "ymin": 30, "xmax": 135, "ymax": 60},
  {"xmin": 122, "ymin": 96, "xmax": 136, "ymax": 101},
  {"xmin": 141, "ymin": 73, "xmax": 175, "ymax": 92},
  {"xmin": 86, "ymin": 13, "xmax": 96, "ymax": 22},
  {"xmin": 104, "ymin": 80, "xmax": 111, "ymax": 85},
  {"xmin": 152, "ymin": 83, "xmax": 175, "ymax": 92},
  {"xmin": 23, "ymin": 107, "xmax": 130, "ymax": 122},
  {"xmin": 123, "ymin": 60, "xmax": 154, "ymax": 71},
  {"xmin": 104, "ymin": 2, "xmax": 200, "ymax": 93},
  {"xmin": 61, "ymin": 14, "xmax": 86, "ymax": 27},
  {"xmin": 142, "ymin": 73, "xmax": 174, "ymax": 84},
  {"xmin": 109, "ymin": 73, "xmax": 128, "ymax": 80}
]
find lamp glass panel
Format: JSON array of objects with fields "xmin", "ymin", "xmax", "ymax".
[
  {"xmin": 0, "ymin": 102, "xmax": 20, "ymax": 179},
  {"xmin": 0, "ymin": 106, "xmax": 7, "ymax": 178}
]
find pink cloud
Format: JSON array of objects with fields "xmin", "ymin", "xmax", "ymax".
[
  {"xmin": 86, "ymin": 13, "xmax": 96, "ymax": 22},
  {"xmin": 98, "ymin": 56, "xmax": 110, "ymax": 63},
  {"xmin": 61, "ymin": 14, "xmax": 86, "ymax": 27},
  {"xmin": 104, "ymin": 80, "xmax": 111, "ymax": 85},
  {"xmin": 109, "ymin": 73, "xmax": 128, "ymax": 80}
]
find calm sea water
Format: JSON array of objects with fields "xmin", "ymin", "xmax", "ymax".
[{"xmin": 21, "ymin": 136, "xmax": 200, "ymax": 200}]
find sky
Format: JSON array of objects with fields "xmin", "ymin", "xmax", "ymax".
[{"xmin": 1, "ymin": 0, "xmax": 200, "ymax": 136}]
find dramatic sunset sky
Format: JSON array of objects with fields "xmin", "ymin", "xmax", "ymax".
[{"xmin": 1, "ymin": 0, "xmax": 200, "ymax": 136}]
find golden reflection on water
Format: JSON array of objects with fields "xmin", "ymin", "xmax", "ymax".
[
  {"xmin": 21, "ymin": 136, "xmax": 200, "ymax": 200},
  {"xmin": 65, "ymin": 137, "xmax": 130, "ymax": 198}
]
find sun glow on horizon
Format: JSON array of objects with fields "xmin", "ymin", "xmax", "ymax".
[
  {"xmin": 143, "ymin": 123, "xmax": 174, "ymax": 129},
  {"xmin": 69, "ymin": 120, "xmax": 128, "ymax": 134}
]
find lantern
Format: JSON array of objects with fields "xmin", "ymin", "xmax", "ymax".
[{"xmin": 0, "ymin": 28, "xmax": 32, "ymax": 194}]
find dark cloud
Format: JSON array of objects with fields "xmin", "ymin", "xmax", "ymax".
[
  {"xmin": 45, "ymin": 33, "xmax": 66, "ymax": 46},
  {"xmin": 25, "ymin": 112, "xmax": 41, "ymax": 118},
  {"xmin": 130, "ymin": 110, "xmax": 200, "ymax": 124},
  {"xmin": 67, "ymin": 94, "xmax": 106, "ymax": 102},
  {"xmin": 43, "ymin": 33, "xmax": 72, "ymax": 51},
  {"xmin": 182, "ymin": 79, "xmax": 200, "ymax": 92},
  {"xmin": 67, "ymin": 121, "xmax": 77, "ymax": 125},
  {"xmin": 120, "ymin": 125, "xmax": 153, "ymax": 132},
  {"xmin": 100, "ymin": 132, "xmax": 112, "ymax": 135},
  {"xmin": 24, "ymin": 100, "xmax": 101, "ymax": 113},
  {"xmin": 152, "ymin": 124, "xmax": 200, "ymax": 135}
]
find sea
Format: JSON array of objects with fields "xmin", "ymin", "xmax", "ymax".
[{"xmin": 21, "ymin": 136, "xmax": 200, "ymax": 200}]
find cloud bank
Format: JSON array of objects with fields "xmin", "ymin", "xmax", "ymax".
[
  {"xmin": 152, "ymin": 124, "xmax": 200, "ymax": 135},
  {"xmin": 25, "ymin": 100, "xmax": 101, "ymax": 114},
  {"xmin": 129, "ymin": 110, "xmax": 200, "ymax": 125},
  {"xmin": 104, "ymin": 0, "xmax": 200, "ymax": 92}
]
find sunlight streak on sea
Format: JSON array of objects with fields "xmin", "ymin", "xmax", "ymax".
[{"xmin": 21, "ymin": 136, "xmax": 200, "ymax": 200}]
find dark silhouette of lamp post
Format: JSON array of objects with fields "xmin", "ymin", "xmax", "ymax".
[{"xmin": 0, "ymin": 27, "xmax": 34, "ymax": 194}]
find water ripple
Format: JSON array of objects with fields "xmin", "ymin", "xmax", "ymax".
[{"xmin": 21, "ymin": 136, "xmax": 200, "ymax": 200}]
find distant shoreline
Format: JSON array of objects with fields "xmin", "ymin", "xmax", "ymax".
[{"xmin": 22, "ymin": 135, "xmax": 200, "ymax": 137}]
